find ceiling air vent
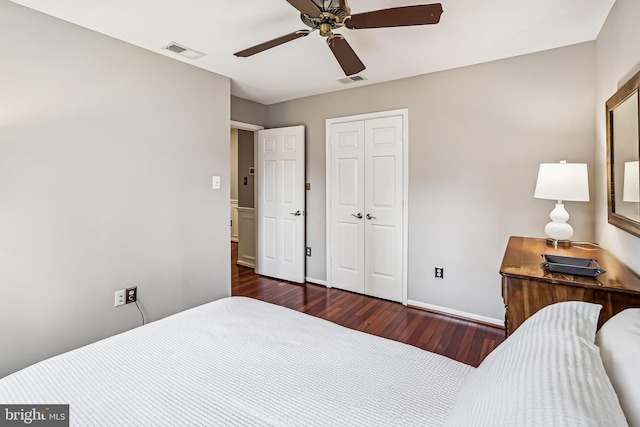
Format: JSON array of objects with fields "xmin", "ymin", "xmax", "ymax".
[
  {"xmin": 336, "ymin": 74, "xmax": 367, "ymax": 85},
  {"xmin": 163, "ymin": 42, "xmax": 205, "ymax": 60}
]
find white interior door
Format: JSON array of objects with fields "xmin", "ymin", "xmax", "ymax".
[
  {"xmin": 364, "ymin": 116, "xmax": 404, "ymax": 302},
  {"xmin": 256, "ymin": 125, "xmax": 306, "ymax": 283},
  {"xmin": 330, "ymin": 121, "xmax": 365, "ymax": 294}
]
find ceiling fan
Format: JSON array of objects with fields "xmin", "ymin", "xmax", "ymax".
[{"xmin": 234, "ymin": 0, "xmax": 443, "ymax": 76}]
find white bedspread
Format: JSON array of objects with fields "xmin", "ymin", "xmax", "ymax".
[{"xmin": 0, "ymin": 297, "xmax": 472, "ymax": 426}]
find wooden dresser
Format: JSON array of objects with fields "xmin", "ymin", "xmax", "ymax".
[{"xmin": 500, "ymin": 236, "xmax": 640, "ymax": 335}]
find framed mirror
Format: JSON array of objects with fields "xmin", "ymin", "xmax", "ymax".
[{"xmin": 607, "ymin": 70, "xmax": 640, "ymax": 237}]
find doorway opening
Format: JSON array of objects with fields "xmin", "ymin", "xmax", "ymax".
[
  {"xmin": 230, "ymin": 121, "xmax": 262, "ymax": 272},
  {"xmin": 229, "ymin": 121, "xmax": 307, "ymax": 285}
]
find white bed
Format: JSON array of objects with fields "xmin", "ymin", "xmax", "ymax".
[{"xmin": 0, "ymin": 297, "xmax": 634, "ymax": 426}]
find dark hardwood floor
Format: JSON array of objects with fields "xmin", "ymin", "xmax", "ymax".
[{"xmin": 231, "ymin": 242, "xmax": 504, "ymax": 367}]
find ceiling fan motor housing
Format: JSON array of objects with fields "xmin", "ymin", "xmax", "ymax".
[{"xmin": 301, "ymin": 10, "xmax": 348, "ymax": 35}]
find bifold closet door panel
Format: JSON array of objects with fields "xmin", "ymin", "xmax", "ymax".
[
  {"xmin": 330, "ymin": 120, "xmax": 366, "ymax": 294},
  {"xmin": 364, "ymin": 116, "xmax": 404, "ymax": 302}
]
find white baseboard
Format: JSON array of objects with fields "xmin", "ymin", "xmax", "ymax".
[
  {"xmin": 305, "ymin": 277, "xmax": 327, "ymax": 287},
  {"xmin": 407, "ymin": 299, "xmax": 504, "ymax": 328},
  {"xmin": 236, "ymin": 260, "xmax": 255, "ymax": 268}
]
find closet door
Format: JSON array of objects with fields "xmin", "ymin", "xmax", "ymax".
[
  {"xmin": 364, "ymin": 116, "xmax": 404, "ymax": 302},
  {"xmin": 328, "ymin": 111, "xmax": 405, "ymax": 303},
  {"xmin": 330, "ymin": 121, "xmax": 365, "ymax": 294}
]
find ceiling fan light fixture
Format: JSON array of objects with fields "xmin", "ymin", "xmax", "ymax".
[
  {"xmin": 319, "ymin": 22, "xmax": 333, "ymax": 36},
  {"xmin": 163, "ymin": 42, "xmax": 206, "ymax": 60}
]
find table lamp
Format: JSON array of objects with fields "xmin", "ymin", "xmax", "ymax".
[{"xmin": 534, "ymin": 161, "xmax": 590, "ymax": 247}]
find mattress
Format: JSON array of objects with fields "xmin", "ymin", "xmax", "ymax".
[{"xmin": 0, "ymin": 297, "xmax": 473, "ymax": 426}]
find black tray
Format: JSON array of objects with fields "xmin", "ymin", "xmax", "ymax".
[{"xmin": 541, "ymin": 254, "xmax": 606, "ymax": 277}]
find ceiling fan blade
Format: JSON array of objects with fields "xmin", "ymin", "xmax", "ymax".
[
  {"xmin": 327, "ymin": 35, "xmax": 365, "ymax": 76},
  {"xmin": 285, "ymin": 0, "xmax": 322, "ymax": 17},
  {"xmin": 234, "ymin": 30, "xmax": 311, "ymax": 57},
  {"xmin": 345, "ymin": 3, "xmax": 443, "ymax": 29}
]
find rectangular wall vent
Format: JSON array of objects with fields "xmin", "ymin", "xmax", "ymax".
[
  {"xmin": 163, "ymin": 42, "xmax": 205, "ymax": 60},
  {"xmin": 336, "ymin": 74, "xmax": 367, "ymax": 84}
]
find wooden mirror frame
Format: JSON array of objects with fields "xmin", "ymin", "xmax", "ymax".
[{"xmin": 606, "ymin": 70, "xmax": 640, "ymax": 237}]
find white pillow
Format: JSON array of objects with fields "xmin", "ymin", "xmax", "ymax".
[
  {"xmin": 596, "ymin": 308, "xmax": 640, "ymax": 427},
  {"xmin": 445, "ymin": 301, "xmax": 628, "ymax": 427}
]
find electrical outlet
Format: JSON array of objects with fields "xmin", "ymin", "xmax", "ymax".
[
  {"xmin": 126, "ymin": 286, "xmax": 137, "ymax": 304},
  {"xmin": 435, "ymin": 266, "xmax": 444, "ymax": 279},
  {"xmin": 306, "ymin": 247, "xmax": 311, "ymax": 257},
  {"xmin": 114, "ymin": 290, "xmax": 125, "ymax": 307}
]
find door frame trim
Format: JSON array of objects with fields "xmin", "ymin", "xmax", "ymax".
[
  {"xmin": 325, "ymin": 108, "xmax": 409, "ymax": 305},
  {"xmin": 230, "ymin": 120, "xmax": 263, "ymax": 132}
]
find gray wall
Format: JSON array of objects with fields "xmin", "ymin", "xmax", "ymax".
[
  {"xmin": 267, "ymin": 43, "xmax": 596, "ymax": 321},
  {"xmin": 594, "ymin": 0, "xmax": 640, "ymax": 272},
  {"xmin": 0, "ymin": 1, "xmax": 231, "ymax": 377},
  {"xmin": 238, "ymin": 130, "xmax": 255, "ymax": 208},
  {"xmin": 231, "ymin": 96, "xmax": 268, "ymax": 127}
]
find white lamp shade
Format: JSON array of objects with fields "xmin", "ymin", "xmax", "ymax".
[
  {"xmin": 623, "ymin": 161, "xmax": 640, "ymax": 203},
  {"xmin": 534, "ymin": 163, "xmax": 590, "ymax": 202}
]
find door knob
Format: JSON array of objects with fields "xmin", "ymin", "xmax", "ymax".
[
  {"xmin": 366, "ymin": 214, "xmax": 377, "ymax": 220},
  {"xmin": 351, "ymin": 213, "xmax": 363, "ymax": 219},
  {"xmin": 290, "ymin": 210, "xmax": 302, "ymax": 216}
]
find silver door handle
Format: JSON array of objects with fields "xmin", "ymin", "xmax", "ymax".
[
  {"xmin": 290, "ymin": 210, "xmax": 302, "ymax": 216},
  {"xmin": 351, "ymin": 213, "xmax": 363, "ymax": 219},
  {"xmin": 366, "ymin": 214, "xmax": 377, "ymax": 220}
]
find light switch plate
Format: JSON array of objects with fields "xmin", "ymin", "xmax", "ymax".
[{"xmin": 212, "ymin": 176, "xmax": 221, "ymax": 189}]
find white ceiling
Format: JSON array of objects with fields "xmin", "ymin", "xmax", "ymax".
[{"xmin": 11, "ymin": 0, "xmax": 615, "ymax": 105}]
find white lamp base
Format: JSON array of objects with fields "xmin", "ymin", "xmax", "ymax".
[{"xmin": 544, "ymin": 202, "xmax": 574, "ymax": 246}]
